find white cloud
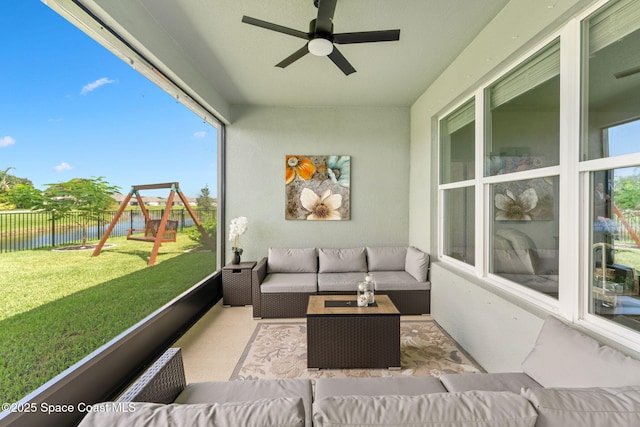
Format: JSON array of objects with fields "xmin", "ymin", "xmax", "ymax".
[
  {"xmin": 0, "ymin": 136, "xmax": 16, "ymax": 147},
  {"xmin": 81, "ymin": 77, "xmax": 115, "ymax": 95},
  {"xmin": 53, "ymin": 162, "xmax": 73, "ymax": 172},
  {"xmin": 193, "ymin": 131, "xmax": 207, "ymax": 139}
]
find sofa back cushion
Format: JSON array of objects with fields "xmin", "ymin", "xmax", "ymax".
[
  {"xmin": 78, "ymin": 399, "xmax": 305, "ymax": 427},
  {"xmin": 318, "ymin": 248, "xmax": 367, "ymax": 273},
  {"xmin": 521, "ymin": 316, "xmax": 640, "ymax": 388},
  {"xmin": 521, "ymin": 386, "xmax": 640, "ymax": 427},
  {"xmin": 267, "ymin": 248, "xmax": 317, "ymax": 273},
  {"xmin": 405, "ymin": 247, "xmax": 430, "ymax": 282},
  {"xmin": 366, "ymin": 247, "xmax": 407, "ymax": 271},
  {"xmin": 313, "ymin": 391, "xmax": 537, "ymax": 427}
]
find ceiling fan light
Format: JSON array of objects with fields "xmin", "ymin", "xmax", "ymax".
[{"xmin": 308, "ymin": 38, "xmax": 333, "ymax": 56}]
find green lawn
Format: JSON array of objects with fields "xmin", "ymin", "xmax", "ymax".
[{"xmin": 0, "ymin": 234, "xmax": 216, "ymax": 403}]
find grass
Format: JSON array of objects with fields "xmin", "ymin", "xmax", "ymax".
[{"xmin": 0, "ymin": 234, "xmax": 216, "ymax": 403}]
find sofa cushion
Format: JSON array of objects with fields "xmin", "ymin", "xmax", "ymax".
[
  {"xmin": 317, "ymin": 272, "xmax": 363, "ymax": 292},
  {"xmin": 314, "ymin": 377, "xmax": 446, "ymax": 400},
  {"xmin": 318, "ymin": 248, "xmax": 367, "ymax": 273},
  {"xmin": 405, "ymin": 246, "xmax": 429, "ymax": 282},
  {"xmin": 312, "ymin": 391, "xmax": 537, "ymax": 427},
  {"xmin": 78, "ymin": 399, "xmax": 305, "ymax": 427},
  {"xmin": 440, "ymin": 372, "xmax": 541, "ymax": 394},
  {"xmin": 521, "ymin": 386, "xmax": 640, "ymax": 427},
  {"xmin": 267, "ymin": 248, "xmax": 317, "ymax": 273},
  {"xmin": 521, "ymin": 316, "xmax": 640, "ymax": 388},
  {"xmin": 370, "ymin": 271, "xmax": 430, "ymax": 291},
  {"xmin": 174, "ymin": 379, "xmax": 313, "ymax": 427},
  {"xmin": 493, "ymin": 228, "xmax": 539, "ymax": 274},
  {"xmin": 366, "ymin": 246, "xmax": 407, "ymax": 271},
  {"xmin": 261, "ymin": 273, "xmax": 317, "ymax": 293}
]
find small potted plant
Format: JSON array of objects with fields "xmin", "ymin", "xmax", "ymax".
[{"xmin": 229, "ymin": 216, "xmax": 248, "ymax": 264}]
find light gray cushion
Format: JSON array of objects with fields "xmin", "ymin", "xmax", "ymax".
[
  {"xmin": 312, "ymin": 391, "xmax": 537, "ymax": 427},
  {"xmin": 267, "ymin": 248, "xmax": 317, "ymax": 273},
  {"xmin": 493, "ymin": 228, "xmax": 539, "ymax": 274},
  {"xmin": 78, "ymin": 399, "xmax": 305, "ymax": 427},
  {"xmin": 522, "ymin": 386, "xmax": 640, "ymax": 427},
  {"xmin": 317, "ymin": 272, "xmax": 363, "ymax": 292},
  {"xmin": 318, "ymin": 248, "xmax": 367, "ymax": 273},
  {"xmin": 174, "ymin": 379, "xmax": 313, "ymax": 427},
  {"xmin": 521, "ymin": 316, "xmax": 640, "ymax": 388},
  {"xmin": 366, "ymin": 247, "xmax": 407, "ymax": 271},
  {"xmin": 494, "ymin": 248, "xmax": 538, "ymax": 275},
  {"xmin": 405, "ymin": 246, "xmax": 429, "ymax": 281},
  {"xmin": 370, "ymin": 271, "xmax": 430, "ymax": 291},
  {"xmin": 440, "ymin": 372, "xmax": 541, "ymax": 394},
  {"xmin": 314, "ymin": 377, "xmax": 446, "ymax": 400},
  {"xmin": 261, "ymin": 273, "xmax": 317, "ymax": 293}
]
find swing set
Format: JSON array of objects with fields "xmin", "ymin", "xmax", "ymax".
[{"xmin": 92, "ymin": 182, "xmax": 215, "ymax": 266}]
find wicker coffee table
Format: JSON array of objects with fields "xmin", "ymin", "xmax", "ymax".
[{"xmin": 306, "ymin": 294, "xmax": 400, "ymax": 369}]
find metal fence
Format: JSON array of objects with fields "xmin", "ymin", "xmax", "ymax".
[
  {"xmin": 615, "ymin": 209, "xmax": 640, "ymax": 246},
  {"xmin": 0, "ymin": 208, "xmax": 217, "ymax": 253}
]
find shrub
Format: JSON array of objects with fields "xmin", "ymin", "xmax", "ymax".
[{"xmin": 186, "ymin": 219, "xmax": 217, "ymax": 248}]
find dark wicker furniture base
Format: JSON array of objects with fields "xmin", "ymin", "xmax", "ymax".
[
  {"xmin": 222, "ymin": 262, "xmax": 256, "ymax": 306},
  {"xmin": 306, "ymin": 295, "xmax": 401, "ymax": 369}
]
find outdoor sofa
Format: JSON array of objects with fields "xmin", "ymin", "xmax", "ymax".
[
  {"xmin": 251, "ymin": 246, "xmax": 431, "ymax": 318},
  {"xmin": 77, "ymin": 316, "xmax": 640, "ymax": 426}
]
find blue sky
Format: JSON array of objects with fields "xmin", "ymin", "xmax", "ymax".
[{"xmin": 1, "ymin": 1, "xmax": 217, "ymax": 198}]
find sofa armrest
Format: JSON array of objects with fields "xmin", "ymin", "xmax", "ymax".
[
  {"xmin": 116, "ymin": 348, "xmax": 186, "ymax": 404},
  {"xmin": 252, "ymin": 257, "xmax": 268, "ymax": 318}
]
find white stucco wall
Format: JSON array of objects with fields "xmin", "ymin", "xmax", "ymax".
[
  {"xmin": 409, "ymin": 0, "xmax": 597, "ymax": 370},
  {"xmin": 225, "ymin": 105, "xmax": 411, "ymax": 263}
]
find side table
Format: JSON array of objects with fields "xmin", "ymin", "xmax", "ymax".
[{"xmin": 222, "ymin": 261, "xmax": 256, "ymax": 307}]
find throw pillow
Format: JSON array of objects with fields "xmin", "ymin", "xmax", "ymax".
[
  {"xmin": 521, "ymin": 386, "xmax": 640, "ymax": 427},
  {"xmin": 521, "ymin": 316, "xmax": 640, "ymax": 388}
]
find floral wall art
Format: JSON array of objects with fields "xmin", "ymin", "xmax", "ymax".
[
  {"xmin": 494, "ymin": 177, "xmax": 554, "ymax": 221},
  {"xmin": 285, "ymin": 155, "xmax": 350, "ymax": 220}
]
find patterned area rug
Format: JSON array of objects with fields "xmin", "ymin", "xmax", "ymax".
[{"xmin": 230, "ymin": 320, "xmax": 483, "ymax": 380}]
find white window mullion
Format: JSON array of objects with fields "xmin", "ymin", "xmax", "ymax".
[
  {"xmin": 475, "ymin": 88, "xmax": 486, "ymax": 278},
  {"xmin": 558, "ymin": 18, "xmax": 582, "ymax": 320}
]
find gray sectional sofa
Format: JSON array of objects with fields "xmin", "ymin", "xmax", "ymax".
[
  {"xmin": 78, "ymin": 316, "xmax": 640, "ymax": 426},
  {"xmin": 251, "ymin": 246, "xmax": 431, "ymax": 318}
]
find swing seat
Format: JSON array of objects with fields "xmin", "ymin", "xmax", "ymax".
[{"xmin": 127, "ymin": 219, "xmax": 178, "ymax": 243}]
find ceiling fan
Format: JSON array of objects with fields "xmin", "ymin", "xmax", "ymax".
[{"xmin": 241, "ymin": 0, "xmax": 400, "ymax": 76}]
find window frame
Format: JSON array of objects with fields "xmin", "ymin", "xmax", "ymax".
[{"xmin": 436, "ymin": 0, "xmax": 640, "ymax": 348}]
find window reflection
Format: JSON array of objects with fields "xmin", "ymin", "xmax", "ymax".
[
  {"xmin": 490, "ymin": 177, "xmax": 559, "ymax": 298},
  {"xmin": 486, "ymin": 40, "xmax": 560, "ymax": 176},
  {"xmin": 590, "ymin": 168, "xmax": 640, "ymax": 330},
  {"xmin": 443, "ymin": 187, "xmax": 475, "ymax": 265}
]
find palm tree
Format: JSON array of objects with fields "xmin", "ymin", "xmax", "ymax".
[{"xmin": 0, "ymin": 166, "xmax": 15, "ymax": 193}]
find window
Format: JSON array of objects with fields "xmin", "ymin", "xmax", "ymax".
[
  {"xmin": 486, "ymin": 40, "xmax": 561, "ymax": 298},
  {"xmin": 441, "ymin": 99, "xmax": 475, "ymax": 184},
  {"xmin": 442, "ymin": 187, "xmax": 475, "ymax": 265},
  {"xmin": 583, "ymin": 0, "xmax": 640, "ymax": 333},
  {"xmin": 440, "ymin": 100, "xmax": 475, "ymax": 266},
  {"xmin": 486, "ymin": 40, "xmax": 560, "ymax": 177}
]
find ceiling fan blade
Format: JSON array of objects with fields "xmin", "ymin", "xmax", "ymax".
[
  {"xmin": 333, "ymin": 29, "xmax": 401, "ymax": 44},
  {"xmin": 614, "ymin": 65, "xmax": 640, "ymax": 79},
  {"xmin": 315, "ymin": 0, "xmax": 337, "ymax": 34},
  {"xmin": 328, "ymin": 47, "xmax": 356, "ymax": 75},
  {"xmin": 276, "ymin": 45, "xmax": 310, "ymax": 68},
  {"xmin": 242, "ymin": 16, "xmax": 311, "ymax": 40}
]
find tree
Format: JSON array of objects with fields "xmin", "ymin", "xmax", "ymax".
[
  {"xmin": 196, "ymin": 184, "xmax": 214, "ymax": 212},
  {"xmin": 4, "ymin": 184, "xmax": 44, "ymax": 209},
  {"xmin": 0, "ymin": 166, "xmax": 15, "ymax": 193},
  {"xmin": 33, "ymin": 177, "xmax": 120, "ymax": 247},
  {"xmin": 0, "ymin": 167, "xmax": 33, "ymax": 193},
  {"xmin": 614, "ymin": 173, "xmax": 640, "ymax": 210}
]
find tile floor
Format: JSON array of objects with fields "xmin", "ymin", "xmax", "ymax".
[{"xmin": 172, "ymin": 300, "xmax": 428, "ymax": 383}]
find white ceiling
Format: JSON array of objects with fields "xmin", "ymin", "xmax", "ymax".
[{"xmin": 73, "ymin": 0, "xmax": 510, "ymax": 111}]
